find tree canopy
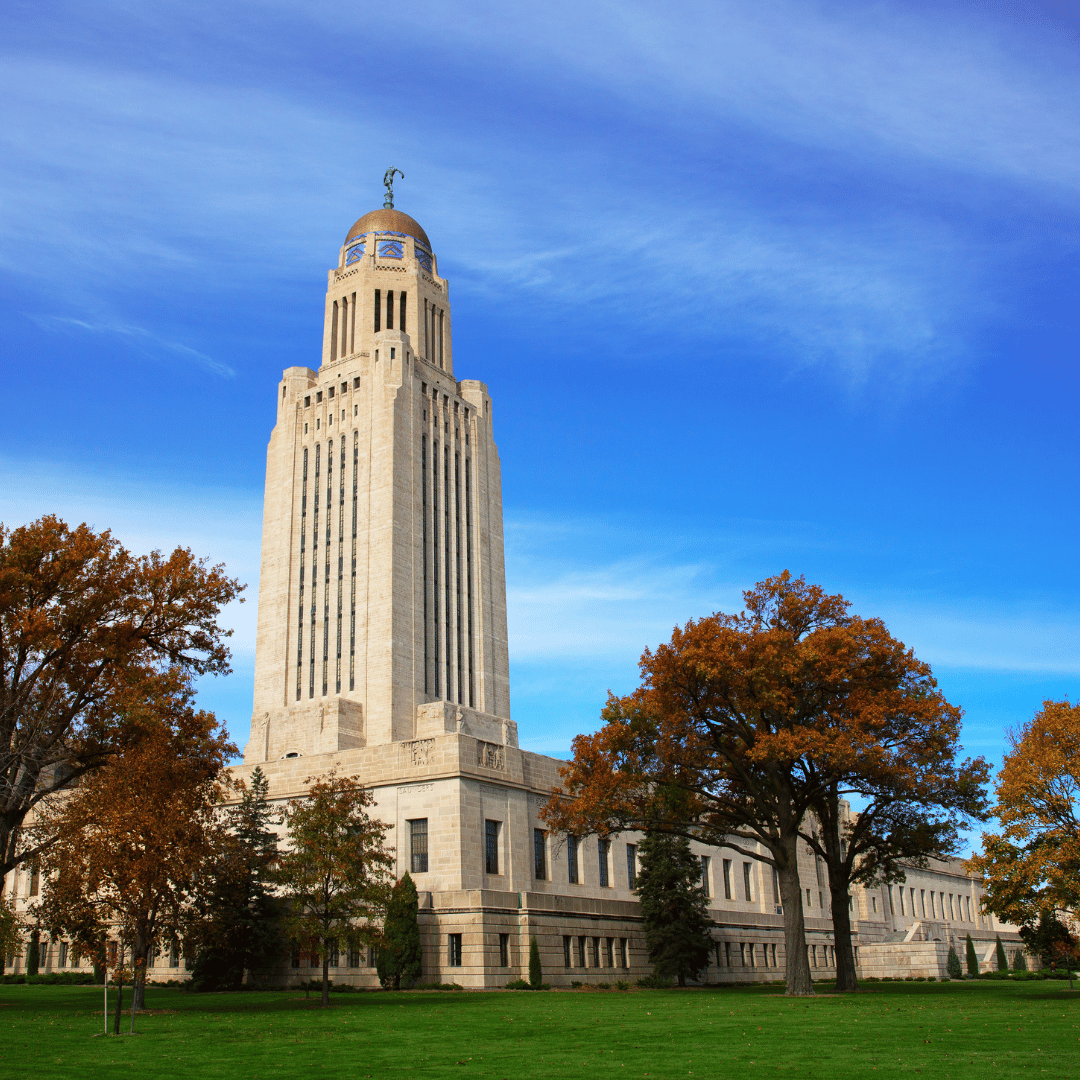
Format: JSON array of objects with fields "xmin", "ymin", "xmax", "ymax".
[
  {"xmin": 543, "ymin": 571, "xmax": 969, "ymax": 996},
  {"xmin": 277, "ymin": 770, "xmax": 393, "ymax": 1006},
  {"xmin": 969, "ymin": 699, "xmax": 1080, "ymax": 929},
  {"xmin": 0, "ymin": 515, "xmax": 242, "ymax": 881}
]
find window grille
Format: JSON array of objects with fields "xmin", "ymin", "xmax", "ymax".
[
  {"xmin": 723, "ymin": 859, "xmax": 732, "ymax": 900},
  {"xmin": 700, "ymin": 855, "xmax": 710, "ymax": 897},
  {"xmin": 567, "ymin": 835, "xmax": 579, "ymax": 884},
  {"xmin": 410, "ymin": 818, "xmax": 429, "ymax": 873},
  {"xmin": 485, "ymin": 820, "xmax": 500, "ymax": 875},
  {"xmin": 498, "ymin": 934, "xmax": 509, "ymax": 967},
  {"xmin": 598, "ymin": 838, "xmax": 610, "ymax": 887},
  {"xmin": 533, "ymin": 828, "xmax": 547, "ymax": 880},
  {"xmin": 448, "ymin": 934, "xmax": 462, "ymax": 967}
]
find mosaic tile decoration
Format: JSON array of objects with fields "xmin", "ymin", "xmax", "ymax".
[
  {"xmin": 345, "ymin": 242, "xmax": 366, "ymax": 265},
  {"xmin": 377, "ymin": 240, "xmax": 404, "ymax": 259},
  {"xmin": 415, "ymin": 248, "xmax": 432, "ymax": 271}
]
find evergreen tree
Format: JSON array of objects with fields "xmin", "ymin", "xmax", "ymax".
[
  {"xmin": 995, "ymin": 935, "xmax": 1009, "ymax": 972},
  {"xmin": 965, "ymin": 933, "xmax": 979, "ymax": 976},
  {"xmin": 376, "ymin": 874, "xmax": 422, "ymax": 990},
  {"xmin": 1011, "ymin": 948, "xmax": 1027, "ymax": 972},
  {"xmin": 189, "ymin": 767, "xmax": 284, "ymax": 991},
  {"xmin": 528, "ymin": 936, "xmax": 542, "ymax": 989},
  {"xmin": 635, "ymin": 830, "xmax": 713, "ymax": 987},
  {"xmin": 946, "ymin": 946, "xmax": 962, "ymax": 979},
  {"xmin": 26, "ymin": 929, "xmax": 39, "ymax": 976}
]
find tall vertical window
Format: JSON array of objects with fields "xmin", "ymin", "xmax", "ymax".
[
  {"xmin": 722, "ymin": 858, "xmax": 732, "ymax": 900},
  {"xmin": 771, "ymin": 944, "xmax": 778, "ymax": 968},
  {"xmin": 567, "ymin": 835, "xmax": 579, "ymax": 884},
  {"xmin": 563, "ymin": 936, "xmax": 571, "ymax": 967},
  {"xmin": 619, "ymin": 938, "xmax": 628, "ymax": 968},
  {"xmin": 349, "ymin": 291, "xmax": 356, "ymax": 353},
  {"xmin": 422, "ymin": 432, "xmax": 430, "ymax": 693},
  {"xmin": 58, "ymin": 942, "xmax": 68, "ymax": 968},
  {"xmin": 374, "ymin": 289, "xmax": 381, "ymax": 332},
  {"xmin": 626, "ymin": 844, "xmax": 637, "ymax": 889},
  {"xmin": 322, "ymin": 441, "xmax": 332, "ymax": 695},
  {"xmin": 605, "ymin": 938, "xmax": 614, "ymax": 968},
  {"xmin": 409, "ymin": 818, "xmax": 429, "ymax": 873},
  {"xmin": 533, "ymin": 828, "xmax": 547, "ymax": 880},
  {"xmin": 965, "ymin": 895, "xmax": 972, "ymax": 922},
  {"xmin": 455, "ymin": 452, "xmax": 463, "ymax": 703},
  {"xmin": 448, "ymin": 934, "xmax": 462, "ymax": 967},
  {"xmin": 432, "ymin": 434, "xmax": 440, "ymax": 695},
  {"xmin": 386, "ymin": 289, "xmax": 394, "ymax": 330},
  {"xmin": 443, "ymin": 444, "xmax": 451, "ymax": 697},
  {"xmin": 336, "ymin": 436, "xmax": 345, "ymax": 693},
  {"xmin": 438, "ymin": 310, "xmax": 444, "ymax": 368},
  {"xmin": 498, "ymin": 933, "xmax": 509, "ymax": 967},
  {"xmin": 920, "ymin": 890, "xmax": 926, "ymax": 917},
  {"xmin": 485, "ymin": 820, "xmax": 500, "ymax": 875},
  {"xmin": 898, "ymin": 888, "xmax": 906, "ymax": 916},
  {"xmin": 331, "ymin": 299, "xmax": 339, "ymax": 360},
  {"xmin": 742, "ymin": 862, "xmax": 753, "ymax": 902},
  {"xmin": 350, "ymin": 430, "xmax": 358, "ymax": 691},
  {"xmin": 310, "ymin": 444, "xmax": 320, "ymax": 697},
  {"xmin": 297, "ymin": 447, "xmax": 308, "ymax": 700},
  {"xmin": 399, "ymin": 290, "xmax": 407, "ymax": 333},
  {"xmin": 772, "ymin": 867, "xmax": 780, "ymax": 905},
  {"xmin": 700, "ymin": 856, "xmax": 710, "ymax": 898},
  {"xmin": 348, "ymin": 943, "xmax": 360, "ymax": 968},
  {"xmin": 465, "ymin": 455, "xmax": 474, "ymax": 707},
  {"xmin": 577, "ymin": 937, "xmax": 586, "ymax": 967},
  {"xmin": 598, "ymin": 838, "xmax": 610, "ymax": 887}
]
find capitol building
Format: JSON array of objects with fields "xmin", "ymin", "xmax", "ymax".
[{"xmin": 3, "ymin": 191, "xmax": 1022, "ymax": 985}]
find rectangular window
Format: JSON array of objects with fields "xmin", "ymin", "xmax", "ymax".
[
  {"xmin": 948, "ymin": 894, "xmax": 955, "ymax": 920},
  {"xmin": 810, "ymin": 944, "xmax": 817, "ymax": 967},
  {"xmin": 348, "ymin": 944, "xmax": 360, "ymax": 968},
  {"xmin": 328, "ymin": 940, "xmax": 339, "ymax": 968},
  {"xmin": 872, "ymin": 895, "xmax": 878, "ymax": 913},
  {"xmin": 749, "ymin": 943, "xmax": 756, "ymax": 969},
  {"xmin": 619, "ymin": 938, "xmax": 628, "ymax": 968},
  {"xmin": 700, "ymin": 855, "xmax": 711, "ymax": 897},
  {"xmin": 723, "ymin": 859, "xmax": 732, "ymax": 900},
  {"xmin": 485, "ymin": 819, "xmax": 500, "ymax": 875},
  {"xmin": 888, "ymin": 885, "xmax": 895, "ymax": 915},
  {"xmin": 534, "ymin": 828, "xmax": 547, "ymax": 880},
  {"xmin": 806, "ymin": 888, "xmax": 812, "ymax": 907},
  {"xmin": 965, "ymin": 895, "xmax": 973, "ymax": 922},
  {"xmin": 58, "ymin": 942, "xmax": 68, "ymax": 968},
  {"xmin": 899, "ymin": 888, "xmax": 905, "ymax": 916},
  {"xmin": 29, "ymin": 862, "xmax": 39, "ymax": 897},
  {"xmin": 743, "ymin": 862, "xmax": 753, "ymax": 902},
  {"xmin": 568, "ymin": 835, "xmax": 579, "ymax": 884},
  {"xmin": 409, "ymin": 818, "xmax": 429, "ymax": 874},
  {"xmin": 740, "ymin": 942, "xmax": 747, "ymax": 967},
  {"xmin": 374, "ymin": 289, "xmax": 381, "ymax": 332},
  {"xmin": 499, "ymin": 934, "xmax": 509, "ymax": 967},
  {"xmin": 598, "ymin": 838, "xmax": 610, "ymax": 887},
  {"xmin": 448, "ymin": 934, "xmax": 462, "ymax": 967},
  {"xmin": 577, "ymin": 936, "xmax": 587, "ymax": 967},
  {"xmin": 626, "ymin": 844, "xmax": 637, "ymax": 889},
  {"xmin": 920, "ymin": 889, "xmax": 926, "ymax": 917},
  {"xmin": 772, "ymin": 867, "xmax": 780, "ymax": 905},
  {"xmin": 563, "ymin": 936, "xmax": 572, "ymax": 968},
  {"xmin": 725, "ymin": 941, "xmax": 732, "ymax": 967},
  {"xmin": 771, "ymin": 944, "xmax": 778, "ymax": 968},
  {"xmin": 605, "ymin": 938, "xmax": 614, "ymax": 967}
]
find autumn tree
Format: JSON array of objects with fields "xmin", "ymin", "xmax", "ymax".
[
  {"xmin": 544, "ymin": 572, "xmax": 968, "ymax": 997},
  {"xmin": 376, "ymin": 873, "xmax": 422, "ymax": 990},
  {"xmin": 635, "ymin": 829, "xmax": 713, "ymax": 986},
  {"xmin": 188, "ymin": 767, "xmax": 284, "ymax": 991},
  {"xmin": 969, "ymin": 700, "xmax": 1080, "ymax": 933},
  {"xmin": 36, "ymin": 681, "xmax": 234, "ymax": 1012},
  {"xmin": 277, "ymin": 771, "xmax": 393, "ymax": 1007},
  {"xmin": 0, "ymin": 515, "xmax": 242, "ymax": 884}
]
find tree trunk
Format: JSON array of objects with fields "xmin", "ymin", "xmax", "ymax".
[
  {"xmin": 775, "ymin": 830, "xmax": 814, "ymax": 996},
  {"xmin": 113, "ymin": 945, "xmax": 125, "ymax": 1035},
  {"xmin": 818, "ymin": 790, "xmax": 858, "ymax": 991},
  {"xmin": 131, "ymin": 929, "xmax": 148, "ymax": 1012}
]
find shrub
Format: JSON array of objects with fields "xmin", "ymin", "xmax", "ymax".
[
  {"xmin": 947, "ymin": 946, "xmax": 963, "ymax": 980},
  {"xmin": 995, "ymin": 936, "xmax": 1009, "ymax": 972},
  {"xmin": 926, "ymin": 976, "xmax": 937, "ymax": 982},
  {"xmin": 635, "ymin": 974, "xmax": 674, "ymax": 989},
  {"xmin": 1012, "ymin": 949, "xmax": 1028, "ymax": 972},
  {"xmin": 965, "ymin": 934, "xmax": 979, "ymax": 977},
  {"xmin": 615, "ymin": 980, "xmax": 630, "ymax": 991},
  {"xmin": 505, "ymin": 979, "xmax": 531, "ymax": 990},
  {"xmin": 528, "ymin": 937, "xmax": 543, "ymax": 989},
  {"xmin": 597, "ymin": 982, "xmax": 611, "ymax": 990}
]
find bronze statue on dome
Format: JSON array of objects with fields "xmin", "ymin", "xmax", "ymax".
[{"xmin": 383, "ymin": 167, "xmax": 404, "ymax": 209}]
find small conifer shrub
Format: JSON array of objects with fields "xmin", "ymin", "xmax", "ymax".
[
  {"xmin": 995, "ymin": 936, "xmax": 1009, "ymax": 972},
  {"xmin": 529, "ymin": 936, "xmax": 543, "ymax": 989},
  {"xmin": 947, "ymin": 946, "xmax": 963, "ymax": 979},
  {"xmin": 1012, "ymin": 949, "xmax": 1028, "ymax": 972},
  {"xmin": 965, "ymin": 934, "xmax": 979, "ymax": 977}
]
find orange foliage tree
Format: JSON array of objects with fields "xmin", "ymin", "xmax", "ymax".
[
  {"xmin": 277, "ymin": 771, "xmax": 394, "ymax": 1007},
  {"xmin": 969, "ymin": 699, "xmax": 1080, "ymax": 931},
  {"xmin": 0, "ymin": 515, "xmax": 242, "ymax": 883},
  {"xmin": 35, "ymin": 679, "xmax": 235, "ymax": 1012},
  {"xmin": 543, "ymin": 572, "xmax": 969, "ymax": 997}
]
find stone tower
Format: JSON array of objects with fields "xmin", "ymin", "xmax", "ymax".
[{"xmin": 244, "ymin": 205, "xmax": 513, "ymax": 763}]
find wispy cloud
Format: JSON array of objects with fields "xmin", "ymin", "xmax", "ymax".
[{"xmin": 27, "ymin": 314, "xmax": 235, "ymax": 377}]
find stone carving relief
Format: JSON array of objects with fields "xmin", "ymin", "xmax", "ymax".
[
  {"xmin": 476, "ymin": 740, "xmax": 504, "ymax": 770},
  {"xmin": 403, "ymin": 738, "xmax": 434, "ymax": 767}
]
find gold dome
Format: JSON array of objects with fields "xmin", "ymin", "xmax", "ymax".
[{"xmin": 344, "ymin": 208, "xmax": 431, "ymax": 249}]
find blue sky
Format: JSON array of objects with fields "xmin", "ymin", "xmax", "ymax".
[{"xmin": 2, "ymin": 1, "xmax": 1078, "ymax": 847}]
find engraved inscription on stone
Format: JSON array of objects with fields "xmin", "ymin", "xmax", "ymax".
[
  {"xmin": 480, "ymin": 783, "xmax": 505, "ymax": 797},
  {"xmin": 476, "ymin": 740, "xmax": 504, "ymax": 770},
  {"xmin": 398, "ymin": 782, "xmax": 434, "ymax": 794},
  {"xmin": 403, "ymin": 739, "xmax": 434, "ymax": 767}
]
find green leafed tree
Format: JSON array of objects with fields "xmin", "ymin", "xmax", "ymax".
[
  {"xmin": 965, "ymin": 933, "xmax": 979, "ymax": 976},
  {"xmin": 277, "ymin": 770, "xmax": 393, "ymax": 1007},
  {"xmin": 635, "ymin": 829, "xmax": 713, "ymax": 987},
  {"xmin": 946, "ymin": 946, "xmax": 962, "ymax": 979},
  {"xmin": 376, "ymin": 873, "xmax": 422, "ymax": 990},
  {"xmin": 529, "ymin": 936, "xmax": 543, "ymax": 989},
  {"xmin": 1012, "ymin": 948, "xmax": 1028, "ymax": 971}
]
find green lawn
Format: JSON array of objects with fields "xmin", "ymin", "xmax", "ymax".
[{"xmin": 1, "ymin": 980, "xmax": 1077, "ymax": 1079}]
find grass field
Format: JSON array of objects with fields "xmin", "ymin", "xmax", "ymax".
[{"xmin": 1, "ymin": 980, "xmax": 1077, "ymax": 1079}]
